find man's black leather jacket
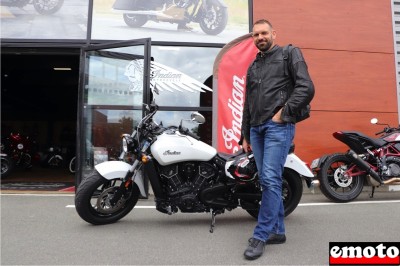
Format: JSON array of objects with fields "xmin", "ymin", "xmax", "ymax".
[{"xmin": 241, "ymin": 44, "xmax": 315, "ymax": 143}]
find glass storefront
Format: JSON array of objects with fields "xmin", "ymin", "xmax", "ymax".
[
  {"xmin": 1, "ymin": 0, "xmax": 249, "ymax": 187},
  {"xmin": 78, "ymin": 41, "xmax": 219, "ymax": 183}
]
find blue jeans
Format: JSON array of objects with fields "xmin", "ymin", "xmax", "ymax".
[{"xmin": 250, "ymin": 119, "xmax": 295, "ymax": 241}]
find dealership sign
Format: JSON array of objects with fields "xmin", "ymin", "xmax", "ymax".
[{"xmin": 213, "ymin": 34, "xmax": 258, "ymax": 153}]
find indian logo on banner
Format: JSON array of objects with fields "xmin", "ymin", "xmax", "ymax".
[{"xmin": 212, "ymin": 34, "xmax": 258, "ymax": 154}]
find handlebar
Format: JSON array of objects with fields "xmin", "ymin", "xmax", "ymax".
[{"xmin": 375, "ymin": 126, "xmax": 400, "ymax": 136}]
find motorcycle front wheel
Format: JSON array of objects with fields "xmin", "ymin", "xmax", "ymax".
[
  {"xmin": 198, "ymin": 5, "xmax": 228, "ymax": 35},
  {"xmin": 33, "ymin": 0, "xmax": 64, "ymax": 15},
  {"xmin": 246, "ymin": 168, "xmax": 303, "ymax": 219},
  {"xmin": 318, "ymin": 153, "xmax": 364, "ymax": 203},
  {"xmin": 75, "ymin": 171, "xmax": 140, "ymax": 225},
  {"xmin": 123, "ymin": 14, "xmax": 148, "ymax": 27}
]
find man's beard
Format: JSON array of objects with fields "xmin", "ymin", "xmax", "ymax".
[{"xmin": 256, "ymin": 39, "xmax": 273, "ymax": 52}]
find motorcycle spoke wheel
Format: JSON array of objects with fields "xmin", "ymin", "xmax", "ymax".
[
  {"xmin": 318, "ymin": 153, "xmax": 364, "ymax": 203},
  {"xmin": 199, "ymin": 5, "xmax": 228, "ymax": 35},
  {"xmin": 33, "ymin": 0, "xmax": 64, "ymax": 15},
  {"xmin": 75, "ymin": 171, "xmax": 140, "ymax": 225}
]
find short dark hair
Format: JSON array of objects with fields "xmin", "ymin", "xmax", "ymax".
[{"xmin": 253, "ymin": 19, "xmax": 273, "ymax": 28}]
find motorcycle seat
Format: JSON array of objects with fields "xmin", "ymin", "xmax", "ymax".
[{"xmin": 340, "ymin": 131, "xmax": 387, "ymax": 148}]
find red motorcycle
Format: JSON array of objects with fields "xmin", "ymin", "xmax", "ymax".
[
  {"xmin": 311, "ymin": 118, "xmax": 400, "ymax": 202},
  {"xmin": 1, "ymin": 133, "xmax": 37, "ymax": 178}
]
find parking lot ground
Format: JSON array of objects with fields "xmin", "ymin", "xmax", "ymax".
[{"xmin": 1, "ymin": 189, "xmax": 400, "ymax": 265}]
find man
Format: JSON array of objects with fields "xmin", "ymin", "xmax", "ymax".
[{"xmin": 241, "ymin": 19, "xmax": 314, "ymax": 260}]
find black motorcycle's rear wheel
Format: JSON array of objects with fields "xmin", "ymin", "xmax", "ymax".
[
  {"xmin": 75, "ymin": 171, "xmax": 140, "ymax": 225},
  {"xmin": 246, "ymin": 168, "xmax": 303, "ymax": 219},
  {"xmin": 123, "ymin": 14, "xmax": 148, "ymax": 27},
  {"xmin": 198, "ymin": 5, "xmax": 228, "ymax": 35},
  {"xmin": 318, "ymin": 153, "xmax": 364, "ymax": 203}
]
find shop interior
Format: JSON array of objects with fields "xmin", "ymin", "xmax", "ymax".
[{"xmin": 1, "ymin": 47, "xmax": 80, "ymax": 189}]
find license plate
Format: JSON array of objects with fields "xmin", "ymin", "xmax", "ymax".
[{"xmin": 310, "ymin": 158, "xmax": 320, "ymax": 169}]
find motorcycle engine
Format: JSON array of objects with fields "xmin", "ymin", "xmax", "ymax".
[{"xmin": 159, "ymin": 162, "xmax": 217, "ymax": 212}]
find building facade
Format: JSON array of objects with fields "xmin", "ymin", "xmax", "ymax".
[{"xmin": 1, "ymin": 0, "xmax": 399, "ymax": 186}]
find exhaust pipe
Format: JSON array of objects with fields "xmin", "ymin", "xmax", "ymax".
[
  {"xmin": 383, "ymin": 177, "xmax": 400, "ymax": 185},
  {"xmin": 346, "ymin": 150, "xmax": 383, "ymax": 185}
]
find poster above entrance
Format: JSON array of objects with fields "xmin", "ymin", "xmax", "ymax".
[{"xmin": 91, "ymin": 0, "xmax": 249, "ymax": 44}]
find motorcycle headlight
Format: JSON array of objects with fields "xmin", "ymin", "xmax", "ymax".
[{"xmin": 122, "ymin": 134, "xmax": 132, "ymax": 153}]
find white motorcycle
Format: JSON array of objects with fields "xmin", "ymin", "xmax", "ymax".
[{"xmin": 75, "ymin": 101, "xmax": 314, "ymax": 232}]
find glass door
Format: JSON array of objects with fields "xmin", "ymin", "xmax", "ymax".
[{"xmin": 75, "ymin": 38, "xmax": 151, "ymax": 186}]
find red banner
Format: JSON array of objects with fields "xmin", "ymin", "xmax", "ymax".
[{"xmin": 213, "ymin": 34, "xmax": 258, "ymax": 153}]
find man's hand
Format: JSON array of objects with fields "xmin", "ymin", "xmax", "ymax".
[
  {"xmin": 272, "ymin": 107, "xmax": 284, "ymax": 123},
  {"xmin": 242, "ymin": 138, "xmax": 252, "ymax": 153}
]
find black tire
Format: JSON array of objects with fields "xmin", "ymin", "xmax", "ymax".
[
  {"xmin": 75, "ymin": 171, "xmax": 140, "ymax": 225},
  {"xmin": 246, "ymin": 168, "xmax": 303, "ymax": 219},
  {"xmin": 33, "ymin": 0, "xmax": 64, "ymax": 15},
  {"xmin": 1, "ymin": 156, "xmax": 14, "ymax": 179},
  {"xmin": 69, "ymin": 156, "xmax": 76, "ymax": 174},
  {"xmin": 47, "ymin": 156, "xmax": 63, "ymax": 168},
  {"xmin": 318, "ymin": 153, "xmax": 364, "ymax": 203},
  {"xmin": 199, "ymin": 5, "xmax": 228, "ymax": 35},
  {"xmin": 123, "ymin": 14, "xmax": 148, "ymax": 28}
]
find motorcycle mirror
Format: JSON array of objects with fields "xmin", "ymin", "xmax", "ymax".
[
  {"xmin": 191, "ymin": 112, "xmax": 205, "ymax": 124},
  {"xmin": 371, "ymin": 118, "xmax": 378, "ymax": 124}
]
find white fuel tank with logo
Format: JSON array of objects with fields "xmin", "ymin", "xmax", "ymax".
[{"xmin": 151, "ymin": 132, "xmax": 217, "ymax": 165}]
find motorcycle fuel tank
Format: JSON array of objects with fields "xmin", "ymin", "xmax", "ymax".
[{"xmin": 151, "ymin": 132, "xmax": 217, "ymax": 166}]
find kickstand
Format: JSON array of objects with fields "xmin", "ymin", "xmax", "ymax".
[
  {"xmin": 369, "ymin": 186, "xmax": 375, "ymax": 198},
  {"xmin": 209, "ymin": 210, "xmax": 221, "ymax": 233}
]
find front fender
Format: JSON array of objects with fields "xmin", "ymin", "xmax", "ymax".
[
  {"xmin": 285, "ymin": 153, "xmax": 314, "ymax": 178},
  {"xmin": 95, "ymin": 161, "xmax": 146, "ymax": 197}
]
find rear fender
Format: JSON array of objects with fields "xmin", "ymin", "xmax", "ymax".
[{"xmin": 95, "ymin": 161, "xmax": 146, "ymax": 197}]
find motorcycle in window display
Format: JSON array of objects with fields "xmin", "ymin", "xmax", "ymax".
[
  {"xmin": 311, "ymin": 118, "xmax": 400, "ymax": 203},
  {"xmin": 75, "ymin": 100, "xmax": 314, "ymax": 232},
  {"xmin": 0, "ymin": 0, "xmax": 64, "ymax": 15},
  {"xmin": 112, "ymin": 0, "xmax": 228, "ymax": 35},
  {"xmin": 39, "ymin": 146, "xmax": 64, "ymax": 168},
  {"xmin": 0, "ymin": 133, "xmax": 37, "ymax": 178}
]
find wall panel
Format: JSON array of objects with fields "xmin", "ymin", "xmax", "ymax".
[{"xmin": 253, "ymin": 0, "xmax": 398, "ymax": 163}]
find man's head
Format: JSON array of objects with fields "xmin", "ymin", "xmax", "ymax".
[{"xmin": 252, "ymin": 19, "xmax": 276, "ymax": 52}]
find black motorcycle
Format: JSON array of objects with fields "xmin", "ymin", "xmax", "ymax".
[
  {"xmin": 312, "ymin": 118, "xmax": 400, "ymax": 202},
  {"xmin": 0, "ymin": 0, "xmax": 64, "ymax": 15},
  {"xmin": 112, "ymin": 0, "xmax": 228, "ymax": 35},
  {"xmin": 40, "ymin": 146, "xmax": 64, "ymax": 168},
  {"xmin": 75, "ymin": 101, "xmax": 314, "ymax": 232}
]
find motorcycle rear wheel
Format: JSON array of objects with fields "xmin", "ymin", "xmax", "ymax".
[
  {"xmin": 123, "ymin": 14, "xmax": 148, "ymax": 27},
  {"xmin": 75, "ymin": 171, "xmax": 140, "ymax": 225},
  {"xmin": 245, "ymin": 168, "xmax": 303, "ymax": 219},
  {"xmin": 318, "ymin": 153, "xmax": 364, "ymax": 203}
]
